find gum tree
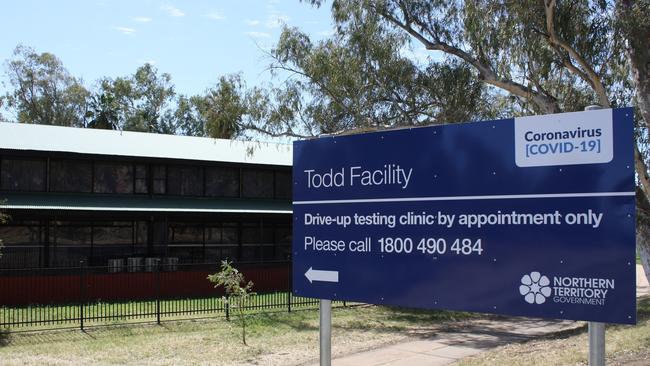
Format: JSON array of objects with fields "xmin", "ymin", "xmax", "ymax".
[
  {"xmin": 298, "ymin": 0, "xmax": 650, "ymax": 281},
  {"xmin": 2, "ymin": 45, "xmax": 89, "ymax": 126}
]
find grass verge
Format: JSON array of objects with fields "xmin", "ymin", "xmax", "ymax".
[
  {"xmin": 1, "ymin": 292, "xmax": 321, "ymax": 330},
  {"xmin": 0, "ymin": 305, "xmax": 476, "ymax": 366},
  {"xmin": 458, "ymin": 296, "xmax": 650, "ymax": 366}
]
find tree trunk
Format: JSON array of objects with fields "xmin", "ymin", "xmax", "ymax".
[
  {"xmin": 622, "ymin": 0, "xmax": 650, "ymax": 285},
  {"xmin": 638, "ymin": 228, "xmax": 650, "ymax": 286},
  {"xmin": 636, "ymin": 188, "xmax": 650, "ymax": 286},
  {"xmin": 622, "ymin": 3, "xmax": 650, "ymax": 132}
]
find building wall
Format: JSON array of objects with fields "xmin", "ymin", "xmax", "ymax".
[
  {"xmin": 0, "ymin": 150, "xmax": 292, "ymax": 199},
  {"xmin": 0, "ymin": 150, "xmax": 293, "ymax": 269}
]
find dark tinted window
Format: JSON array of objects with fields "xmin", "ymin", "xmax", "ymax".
[
  {"xmin": 274, "ymin": 170, "xmax": 292, "ymax": 199},
  {"xmin": 168, "ymin": 222, "xmax": 204, "ymax": 263},
  {"xmin": 205, "ymin": 166, "xmax": 239, "ymax": 197},
  {"xmin": 0, "ymin": 222, "xmax": 42, "ymax": 245},
  {"xmin": 275, "ymin": 226, "xmax": 292, "ymax": 260},
  {"xmin": 241, "ymin": 221, "xmax": 274, "ymax": 261},
  {"xmin": 0, "ymin": 158, "xmax": 46, "ymax": 191},
  {"xmin": 241, "ymin": 222, "xmax": 260, "ymax": 244},
  {"xmin": 205, "ymin": 224, "xmax": 238, "ymax": 262},
  {"xmin": 50, "ymin": 160, "xmax": 92, "ymax": 193},
  {"xmin": 0, "ymin": 221, "xmax": 44, "ymax": 269},
  {"xmin": 51, "ymin": 221, "xmax": 91, "ymax": 267},
  {"xmin": 168, "ymin": 165, "xmax": 203, "ymax": 196},
  {"xmin": 93, "ymin": 222, "xmax": 133, "ymax": 245},
  {"xmin": 169, "ymin": 223, "xmax": 203, "ymax": 244},
  {"xmin": 94, "ymin": 162, "xmax": 134, "ymax": 194},
  {"xmin": 135, "ymin": 165, "xmax": 148, "ymax": 194},
  {"xmin": 152, "ymin": 165, "xmax": 166, "ymax": 194},
  {"xmin": 222, "ymin": 223, "xmax": 238, "ymax": 244},
  {"xmin": 92, "ymin": 221, "xmax": 135, "ymax": 266},
  {"xmin": 241, "ymin": 168, "xmax": 273, "ymax": 198}
]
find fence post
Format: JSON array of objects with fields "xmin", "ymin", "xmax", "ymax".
[
  {"xmin": 226, "ymin": 296, "xmax": 230, "ymax": 321},
  {"xmin": 288, "ymin": 264, "xmax": 292, "ymax": 313},
  {"xmin": 79, "ymin": 260, "xmax": 85, "ymax": 331},
  {"xmin": 156, "ymin": 259, "xmax": 161, "ymax": 325}
]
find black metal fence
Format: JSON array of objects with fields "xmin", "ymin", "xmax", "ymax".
[{"xmin": 0, "ymin": 261, "xmax": 331, "ymax": 331}]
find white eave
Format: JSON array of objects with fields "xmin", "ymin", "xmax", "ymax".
[{"xmin": 0, "ymin": 122, "xmax": 292, "ymax": 166}]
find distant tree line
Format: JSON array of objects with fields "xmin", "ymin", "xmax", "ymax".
[
  {"xmin": 0, "ymin": 45, "xmax": 246, "ymax": 138},
  {"xmin": 0, "ymin": 35, "xmax": 501, "ymax": 140}
]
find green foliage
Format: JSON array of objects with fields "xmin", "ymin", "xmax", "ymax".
[
  {"xmin": 3, "ymin": 45, "xmax": 89, "ymax": 126},
  {"xmin": 173, "ymin": 95, "xmax": 207, "ymax": 137},
  {"xmin": 220, "ymin": 18, "xmax": 499, "ymax": 139},
  {"xmin": 207, "ymin": 261, "xmax": 255, "ymax": 345},
  {"xmin": 91, "ymin": 64, "xmax": 177, "ymax": 133},
  {"xmin": 202, "ymin": 75, "xmax": 247, "ymax": 139}
]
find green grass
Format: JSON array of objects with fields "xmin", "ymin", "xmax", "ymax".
[
  {"xmin": 0, "ymin": 305, "xmax": 477, "ymax": 366},
  {"xmin": 0, "ymin": 292, "xmax": 324, "ymax": 330},
  {"xmin": 459, "ymin": 296, "xmax": 650, "ymax": 366}
]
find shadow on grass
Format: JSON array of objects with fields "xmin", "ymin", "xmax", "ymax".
[
  {"xmin": 0, "ymin": 320, "xmax": 204, "ymax": 348},
  {"xmin": 332, "ymin": 306, "xmax": 481, "ymax": 338},
  {"xmin": 3, "ymin": 298, "xmax": 648, "ymax": 351},
  {"xmin": 0, "ymin": 329, "xmax": 10, "ymax": 347},
  {"xmin": 247, "ymin": 309, "xmax": 319, "ymax": 332}
]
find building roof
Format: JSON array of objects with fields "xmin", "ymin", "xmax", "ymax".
[
  {"xmin": 0, "ymin": 122, "xmax": 292, "ymax": 166},
  {"xmin": 0, "ymin": 192, "xmax": 292, "ymax": 214}
]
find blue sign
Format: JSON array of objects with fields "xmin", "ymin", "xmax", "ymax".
[{"xmin": 292, "ymin": 108, "xmax": 636, "ymax": 325}]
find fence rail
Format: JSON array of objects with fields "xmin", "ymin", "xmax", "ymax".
[{"xmin": 0, "ymin": 261, "xmax": 335, "ymax": 331}]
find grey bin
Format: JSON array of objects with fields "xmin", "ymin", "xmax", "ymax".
[
  {"xmin": 108, "ymin": 259, "xmax": 124, "ymax": 273},
  {"xmin": 126, "ymin": 257, "xmax": 143, "ymax": 272}
]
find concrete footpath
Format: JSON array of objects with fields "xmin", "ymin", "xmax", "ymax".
[{"xmin": 312, "ymin": 265, "xmax": 649, "ymax": 366}]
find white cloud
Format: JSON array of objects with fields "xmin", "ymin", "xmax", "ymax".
[
  {"xmin": 161, "ymin": 5, "xmax": 185, "ymax": 17},
  {"xmin": 245, "ymin": 19, "xmax": 260, "ymax": 26},
  {"xmin": 265, "ymin": 12, "xmax": 289, "ymax": 29},
  {"xmin": 204, "ymin": 11, "xmax": 225, "ymax": 21},
  {"xmin": 246, "ymin": 31, "xmax": 271, "ymax": 38},
  {"xmin": 132, "ymin": 16, "xmax": 152, "ymax": 23},
  {"xmin": 114, "ymin": 26, "xmax": 136, "ymax": 35}
]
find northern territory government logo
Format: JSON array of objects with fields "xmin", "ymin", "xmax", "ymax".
[{"xmin": 519, "ymin": 271, "xmax": 614, "ymax": 306}]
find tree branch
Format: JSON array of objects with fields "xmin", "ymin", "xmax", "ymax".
[
  {"xmin": 268, "ymin": 61, "xmax": 363, "ymax": 123},
  {"xmin": 375, "ymin": 5, "xmax": 561, "ymax": 114},
  {"xmin": 544, "ymin": 0, "xmax": 610, "ymax": 107},
  {"xmin": 240, "ymin": 123, "xmax": 313, "ymax": 139}
]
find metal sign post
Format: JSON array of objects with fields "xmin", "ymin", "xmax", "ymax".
[
  {"xmin": 589, "ymin": 321, "xmax": 605, "ymax": 366},
  {"xmin": 320, "ymin": 299, "xmax": 332, "ymax": 366},
  {"xmin": 585, "ymin": 105, "xmax": 605, "ymax": 366}
]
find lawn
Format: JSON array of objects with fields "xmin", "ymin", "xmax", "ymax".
[
  {"xmin": 459, "ymin": 296, "xmax": 650, "ymax": 366},
  {"xmin": 2, "ymin": 298, "xmax": 649, "ymax": 365},
  {"xmin": 0, "ymin": 305, "xmax": 476, "ymax": 366},
  {"xmin": 1, "ymin": 292, "xmax": 321, "ymax": 330}
]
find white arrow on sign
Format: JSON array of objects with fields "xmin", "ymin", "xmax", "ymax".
[{"xmin": 305, "ymin": 267, "xmax": 339, "ymax": 283}]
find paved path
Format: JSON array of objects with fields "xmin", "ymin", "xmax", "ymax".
[{"xmin": 312, "ymin": 265, "xmax": 649, "ymax": 366}]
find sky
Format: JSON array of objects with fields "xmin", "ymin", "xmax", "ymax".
[{"xmin": 0, "ymin": 0, "xmax": 334, "ymax": 96}]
